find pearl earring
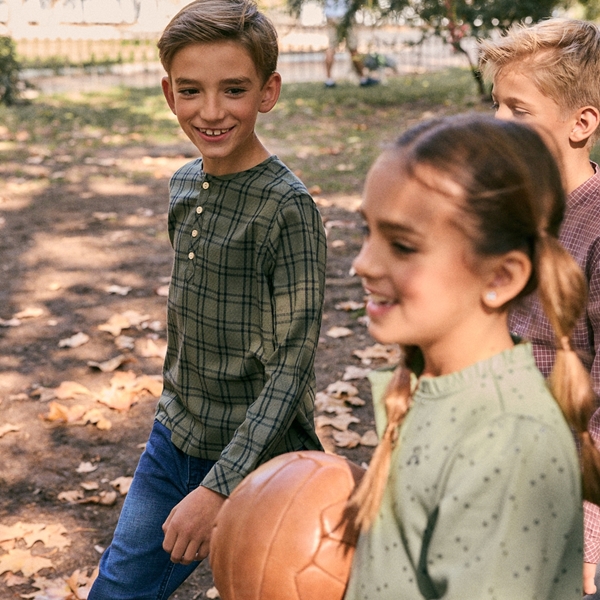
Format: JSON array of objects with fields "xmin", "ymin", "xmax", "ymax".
[{"xmin": 485, "ymin": 291, "xmax": 497, "ymax": 302}]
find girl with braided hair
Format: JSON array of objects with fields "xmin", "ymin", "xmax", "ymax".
[{"xmin": 344, "ymin": 113, "xmax": 600, "ymax": 600}]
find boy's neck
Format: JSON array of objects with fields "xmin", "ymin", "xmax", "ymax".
[{"xmin": 562, "ymin": 151, "xmax": 595, "ymax": 195}]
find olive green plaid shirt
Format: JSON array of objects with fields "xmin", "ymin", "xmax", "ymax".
[{"xmin": 155, "ymin": 155, "xmax": 326, "ymax": 496}]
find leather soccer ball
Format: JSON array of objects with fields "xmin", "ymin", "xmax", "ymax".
[{"xmin": 209, "ymin": 450, "xmax": 364, "ymax": 600}]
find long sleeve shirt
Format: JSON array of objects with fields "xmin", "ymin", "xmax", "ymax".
[
  {"xmin": 155, "ymin": 155, "xmax": 326, "ymax": 496},
  {"xmin": 509, "ymin": 163, "xmax": 600, "ymax": 562}
]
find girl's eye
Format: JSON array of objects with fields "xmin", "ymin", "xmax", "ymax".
[
  {"xmin": 359, "ymin": 223, "xmax": 370, "ymax": 237},
  {"xmin": 392, "ymin": 241, "xmax": 416, "ymax": 254},
  {"xmin": 491, "ymin": 102, "xmax": 498, "ymax": 112}
]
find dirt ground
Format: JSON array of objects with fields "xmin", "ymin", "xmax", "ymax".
[{"xmin": 0, "ymin": 133, "xmax": 387, "ymax": 598}]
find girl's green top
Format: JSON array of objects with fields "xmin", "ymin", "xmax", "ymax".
[{"xmin": 345, "ymin": 343, "xmax": 583, "ymax": 600}]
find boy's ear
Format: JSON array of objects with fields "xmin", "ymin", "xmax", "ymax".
[
  {"xmin": 259, "ymin": 72, "xmax": 282, "ymax": 114},
  {"xmin": 161, "ymin": 76, "xmax": 177, "ymax": 115},
  {"xmin": 481, "ymin": 250, "xmax": 532, "ymax": 310},
  {"xmin": 570, "ymin": 105, "xmax": 600, "ymax": 145}
]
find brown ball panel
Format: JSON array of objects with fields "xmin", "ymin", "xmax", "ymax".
[{"xmin": 210, "ymin": 451, "xmax": 364, "ymax": 600}]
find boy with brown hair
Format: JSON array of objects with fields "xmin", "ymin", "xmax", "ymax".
[
  {"xmin": 479, "ymin": 17, "xmax": 600, "ymax": 596},
  {"xmin": 88, "ymin": 1, "xmax": 327, "ymax": 598}
]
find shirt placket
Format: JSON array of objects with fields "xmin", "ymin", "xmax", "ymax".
[{"xmin": 185, "ymin": 177, "xmax": 209, "ymax": 277}]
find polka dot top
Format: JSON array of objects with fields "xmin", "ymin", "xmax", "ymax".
[{"xmin": 345, "ymin": 343, "xmax": 583, "ymax": 600}]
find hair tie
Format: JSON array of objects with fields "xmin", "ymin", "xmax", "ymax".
[{"xmin": 559, "ymin": 336, "xmax": 572, "ymax": 352}]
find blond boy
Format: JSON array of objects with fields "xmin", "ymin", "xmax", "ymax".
[{"xmin": 479, "ymin": 18, "xmax": 600, "ymax": 596}]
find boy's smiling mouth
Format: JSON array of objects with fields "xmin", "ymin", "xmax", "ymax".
[{"xmin": 199, "ymin": 127, "xmax": 233, "ymax": 137}]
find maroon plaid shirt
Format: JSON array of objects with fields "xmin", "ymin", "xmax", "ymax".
[{"xmin": 509, "ymin": 163, "xmax": 600, "ymax": 562}]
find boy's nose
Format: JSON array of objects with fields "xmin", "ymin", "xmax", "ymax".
[{"xmin": 201, "ymin": 96, "xmax": 224, "ymax": 122}]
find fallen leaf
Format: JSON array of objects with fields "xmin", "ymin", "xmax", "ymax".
[
  {"xmin": 26, "ymin": 576, "xmax": 72, "ymax": 599},
  {"xmin": 23, "ymin": 524, "xmax": 70, "ymax": 550},
  {"xmin": 0, "ymin": 317, "xmax": 21, "ymax": 327},
  {"xmin": 206, "ymin": 587, "xmax": 220, "ymax": 599},
  {"xmin": 331, "ymin": 240, "xmax": 345, "ymax": 248},
  {"xmin": 106, "ymin": 285, "xmax": 131, "ymax": 296},
  {"xmin": 326, "ymin": 381, "xmax": 359, "ymax": 398},
  {"xmin": 76, "ymin": 462, "xmax": 98, "ymax": 474},
  {"xmin": 58, "ymin": 332, "xmax": 90, "ymax": 349},
  {"xmin": 135, "ymin": 338, "xmax": 167, "ymax": 359},
  {"xmin": 343, "ymin": 366, "xmax": 371, "ymax": 380},
  {"xmin": 360, "ymin": 430, "xmax": 379, "ymax": 447},
  {"xmin": 326, "ymin": 326, "xmax": 354, "ymax": 339},
  {"xmin": 0, "ymin": 424, "xmax": 20, "ymax": 438},
  {"xmin": 115, "ymin": 335, "xmax": 135, "ymax": 350},
  {"xmin": 316, "ymin": 413, "xmax": 360, "ymax": 431},
  {"xmin": 98, "ymin": 314, "xmax": 131, "ymax": 336},
  {"xmin": 31, "ymin": 387, "xmax": 57, "ymax": 402},
  {"xmin": 87, "ymin": 354, "xmax": 133, "ymax": 373},
  {"xmin": 110, "ymin": 476, "xmax": 132, "ymax": 495},
  {"xmin": 42, "ymin": 402, "xmax": 88, "ymax": 424},
  {"xmin": 57, "ymin": 490, "xmax": 85, "ymax": 503},
  {"xmin": 334, "ymin": 301, "xmax": 365, "ymax": 312},
  {"xmin": 92, "ymin": 211, "xmax": 117, "ymax": 221},
  {"xmin": 82, "ymin": 409, "xmax": 112, "ymax": 430},
  {"xmin": 96, "ymin": 387, "xmax": 138, "ymax": 412},
  {"xmin": 332, "ymin": 430, "xmax": 361, "ymax": 448},
  {"xmin": 67, "ymin": 566, "xmax": 98, "ymax": 599},
  {"xmin": 80, "ymin": 482, "xmax": 99, "ymax": 491},
  {"xmin": 14, "ymin": 307, "xmax": 44, "ymax": 319},
  {"xmin": 155, "ymin": 285, "xmax": 169, "ymax": 297},
  {"xmin": 0, "ymin": 548, "xmax": 53, "ymax": 577},
  {"xmin": 77, "ymin": 491, "xmax": 117, "ymax": 506},
  {"xmin": 4, "ymin": 572, "xmax": 29, "ymax": 586},
  {"xmin": 54, "ymin": 381, "xmax": 92, "ymax": 400},
  {"xmin": 314, "ymin": 392, "xmax": 351, "ymax": 415},
  {"xmin": 353, "ymin": 343, "xmax": 401, "ymax": 365},
  {"xmin": 129, "ymin": 375, "xmax": 162, "ymax": 397}
]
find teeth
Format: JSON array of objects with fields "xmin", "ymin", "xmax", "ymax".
[{"xmin": 201, "ymin": 128, "xmax": 229, "ymax": 136}]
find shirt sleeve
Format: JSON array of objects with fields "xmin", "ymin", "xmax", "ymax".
[
  {"xmin": 200, "ymin": 194, "xmax": 327, "ymax": 495},
  {"xmin": 422, "ymin": 415, "xmax": 582, "ymax": 599}
]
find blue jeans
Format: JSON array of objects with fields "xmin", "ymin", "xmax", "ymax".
[{"xmin": 89, "ymin": 420, "xmax": 216, "ymax": 600}]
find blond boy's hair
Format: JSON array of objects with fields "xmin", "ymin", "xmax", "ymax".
[
  {"xmin": 158, "ymin": 0, "xmax": 278, "ymax": 84},
  {"xmin": 479, "ymin": 18, "xmax": 600, "ymax": 143}
]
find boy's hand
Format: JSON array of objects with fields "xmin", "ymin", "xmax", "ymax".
[
  {"xmin": 162, "ymin": 485, "xmax": 226, "ymax": 564},
  {"xmin": 584, "ymin": 562, "xmax": 597, "ymax": 595}
]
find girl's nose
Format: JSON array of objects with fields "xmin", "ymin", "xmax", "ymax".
[
  {"xmin": 494, "ymin": 104, "xmax": 512, "ymax": 121},
  {"xmin": 352, "ymin": 239, "xmax": 379, "ymax": 281}
]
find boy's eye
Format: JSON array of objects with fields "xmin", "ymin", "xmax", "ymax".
[
  {"xmin": 178, "ymin": 88, "xmax": 198, "ymax": 96},
  {"xmin": 227, "ymin": 87, "xmax": 247, "ymax": 96}
]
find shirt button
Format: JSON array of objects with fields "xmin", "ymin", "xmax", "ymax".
[
  {"xmin": 196, "ymin": 206, "xmax": 203, "ymax": 214},
  {"xmin": 202, "ymin": 181, "xmax": 209, "ymax": 189},
  {"xmin": 188, "ymin": 251, "xmax": 195, "ymax": 260},
  {"xmin": 191, "ymin": 229, "xmax": 198, "ymax": 238}
]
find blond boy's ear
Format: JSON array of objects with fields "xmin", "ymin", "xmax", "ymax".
[
  {"xmin": 570, "ymin": 106, "xmax": 600, "ymax": 145},
  {"xmin": 258, "ymin": 72, "xmax": 282, "ymax": 114},
  {"xmin": 161, "ymin": 76, "xmax": 177, "ymax": 115}
]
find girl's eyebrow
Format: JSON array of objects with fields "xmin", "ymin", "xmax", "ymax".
[{"xmin": 359, "ymin": 210, "xmax": 420, "ymax": 235}]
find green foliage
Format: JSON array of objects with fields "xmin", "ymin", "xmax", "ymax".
[
  {"xmin": 0, "ymin": 36, "xmax": 22, "ymax": 106},
  {"xmin": 578, "ymin": 0, "xmax": 600, "ymax": 19}
]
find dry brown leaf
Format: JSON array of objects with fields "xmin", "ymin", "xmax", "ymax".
[
  {"xmin": 0, "ymin": 548, "xmax": 53, "ymax": 577},
  {"xmin": 58, "ymin": 332, "xmax": 90, "ymax": 349},
  {"xmin": 31, "ymin": 387, "xmax": 57, "ymax": 402},
  {"xmin": 353, "ymin": 343, "xmax": 401, "ymax": 365},
  {"xmin": 360, "ymin": 430, "xmax": 379, "ymax": 447},
  {"xmin": 96, "ymin": 387, "xmax": 138, "ymax": 412},
  {"xmin": 54, "ymin": 381, "xmax": 92, "ymax": 400},
  {"xmin": 23, "ymin": 524, "xmax": 70, "ymax": 550},
  {"xmin": 57, "ymin": 490, "xmax": 85, "ymax": 503},
  {"xmin": 80, "ymin": 482, "xmax": 99, "ymax": 491},
  {"xmin": 326, "ymin": 326, "xmax": 353, "ymax": 339},
  {"xmin": 82, "ymin": 409, "xmax": 112, "ymax": 430},
  {"xmin": 129, "ymin": 375, "xmax": 162, "ymax": 397},
  {"xmin": 326, "ymin": 381, "xmax": 359, "ymax": 398},
  {"xmin": 0, "ymin": 522, "xmax": 36, "ymax": 544},
  {"xmin": 315, "ymin": 413, "xmax": 359, "ymax": 432},
  {"xmin": 0, "ymin": 424, "xmax": 20, "ymax": 438},
  {"xmin": 206, "ymin": 586, "xmax": 220, "ymax": 599},
  {"xmin": 110, "ymin": 476, "xmax": 133, "ymax": 495},
  {"xmin": 4, "ymin": 572, "xmax": 29, "ymax": 586},
  {"xmin": 76, "ymin": 462, "xmax": 98, "ymax": 474},
  {"xmin": 0, "ymin": 539, "xmax": 15, "ymax": 551},
  {"xmin": 332, "ymin": 430, "xmax": 362, "ymax": 448},
  {"xmin": 26, "ymin": 576, "xmax": 72, "ymax": 599},
  {"xmin": 115, "ymin": 335, "xmax": 135, "ymax": 350},
  {"xmin": 155, "ymin": 285, "xmax": 169, "ymax": 297},
  {"xmin": 67, "ymin": 566, "xmax": 98, "ymax": 599},
  {"xmin": 77, "ymin": 491, "xmax": 118, "ymax": 506},
  {"xmin": 0, "ymin": 317, "xmax": 21, "ymax": 327},
  {"xmin": 14, "ymin": 307, "xmax": 44, "ymax": 319},
  {"xmin": 42, "ymin": 402, "xmax": 88, "ymax": 424},
  {"xmin": 87, "ymin": 354, "xmax": 133, "ymax": 373},
  {"xmin": 342, "ymin": 365, "xmax": 371, "ymax": 381},
  {"xmin": 98, "ymin": 314, "xmax": 131, "ymax": 337},
  {"xmin": 314, "ymin": 393, "xmax": 351, "ymax": 415},
  {"xmin": 106, "ymin": 285, "xmax": 132, "ymax": 296},
  {"xmin": 135, "ymin": 338, "xmax": 167, "ymax": 359}
]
